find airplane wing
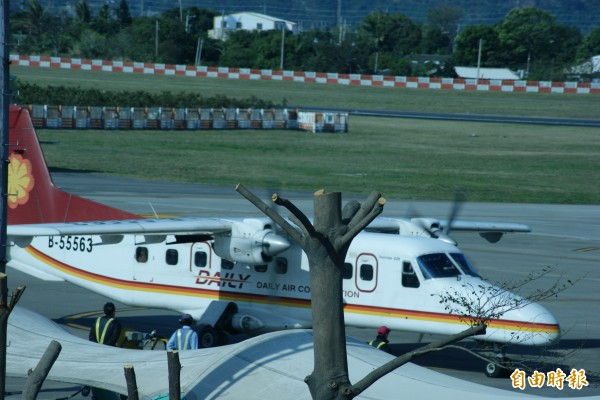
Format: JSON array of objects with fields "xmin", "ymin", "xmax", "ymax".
[
  {"xmin": 8, "ymin": 306, "xmax": 546, "ymax": 400},
  {"xmin": 368, "ymin": 217, "xmax": 530, "ymax": 233},
  {"xmin": 367, "ymin": 217, "xmax": 531, "ymax": 243},
  {"xmin": 7, "ymin": 217, "xmax": 233, "ymax": 237},
  {"xmin": 438, "ymin": 220, "xmax": 532, "ymax": 233}
]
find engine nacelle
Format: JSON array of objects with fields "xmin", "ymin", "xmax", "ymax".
[
  {"xmin": 410, "ymin": 217, "xmax": 457, "ymax": 245},
  {"xmin": 212, "ymin": 229, "xmax": 290, "ymax": 265},
  {"xmin": 230, "ymin": 313, "xmax": 265, "ymax": 332}
]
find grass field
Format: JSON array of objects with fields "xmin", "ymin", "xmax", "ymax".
[
  {"xmin": 12, "ymin": 66, "xmax": 600, "ymax": 119},
  {"xmin": 10, "ymin": 65, "xmax": 600, "ymax": 204}
]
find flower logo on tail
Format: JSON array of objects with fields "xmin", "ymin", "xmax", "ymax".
[{"xmin": 8, "ymin": 153, "xmax": 35, "ymax": 209}]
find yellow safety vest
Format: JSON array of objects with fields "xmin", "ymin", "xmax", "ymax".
[
  {"xmin": 369, "ymin": 339, "xmax": 387, "ymax": 350},
  {"xmin": 176, "ymin": 329, "xmax": 193, "ymax": 350},
  {"xmin": 95, "ymin": 317, "xmax": 114, "ymax": 344}
]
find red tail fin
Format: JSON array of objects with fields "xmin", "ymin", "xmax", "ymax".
[{"xmin": 8, "ymin": 106, "xmax": 142, "ymax": 224}]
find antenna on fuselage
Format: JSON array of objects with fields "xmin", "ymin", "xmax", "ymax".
[{"xmin": 148, "ymin": 201, "xmax": 159, "ymax": 218}]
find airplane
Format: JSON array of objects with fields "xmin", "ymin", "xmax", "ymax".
[{"xmin": 6, "ymin": 105, "xmax": 560, "ymax": 377}]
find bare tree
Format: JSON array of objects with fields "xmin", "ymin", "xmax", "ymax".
[
  {"xmin": 0, "ymin": 274, "xmax": 26, "ymax": 399},
  {"xmin": 236, "ymin": 185, "xmax": 485, "ymax": 400},
  {"xmin": 434, "ymin": 265, "xmax": 575, "ymax": 377}
]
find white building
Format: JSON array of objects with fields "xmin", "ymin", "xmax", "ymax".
[
  {"xmin": 209, "ymin": 12, "xmax": 298, "ymax": 40},
  {"xmin": 454, "ymin": 66, "xmax": 520, "ymax": 80},
  {"xmin": 567, "ymin": 55, "xmax": 600, "ymax": 82}
]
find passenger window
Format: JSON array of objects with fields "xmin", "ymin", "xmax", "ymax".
[
  {"xmin": 165, "ymin": 249, "xmax": 178, "ymax": 265},
  {"xmin": 343, "ymin": 263, "xmax": 353, "ymax": 279},
  {"xmin": 402, "ymin": 261, "xmax": 420, "ymax": 288},
  {"xmin": 136, "ymin": 247, "xmax": 148, "ymax": 263},
  {"xmin": 194, "ymin": 251, "xmax": 208, "ymax": 268},
  {"xmin": 255, "ymin": 264, "xmax": 268, "ymax": 273},
  {"xmin": 221, "ymin": 259, "xmax": 234, "ymax": 270},
  {"xmin": 275, "ymin": 257, "xmax": 287, "ymax": 274},
  {"xmin": 360, "ymin": 264, "xmax": 373, "ymax": 281}
]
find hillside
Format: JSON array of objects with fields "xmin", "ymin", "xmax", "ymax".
[{"xmin": 11, "ymin": 0, "xmax": 600, "ymax": 34}]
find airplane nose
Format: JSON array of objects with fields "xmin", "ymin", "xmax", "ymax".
[{"xmin": 500, "ymin": 301, "xmax": 561, "ymax": 346}]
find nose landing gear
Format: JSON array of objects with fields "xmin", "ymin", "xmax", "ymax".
[{"xmin": 484, "ymin": 344, "xmax": 512, "ymax": 378}]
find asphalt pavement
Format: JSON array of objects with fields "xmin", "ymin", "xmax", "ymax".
[{"xmin": 6, "ymin": 172, "xmax": 600, "ymax": 399}]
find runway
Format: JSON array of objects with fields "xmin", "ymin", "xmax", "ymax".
[
  {"xmin": 6, "ymin": 172, "xmax": 600, "ymax": 399},
  {"xmin": 296, "ymin": 106, "xmax": 600, "ymax": 127}
]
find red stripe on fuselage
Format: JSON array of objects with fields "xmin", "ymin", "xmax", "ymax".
[{"xmin": 26, "ymin": 245, "xmax": 559, "ymax": 334}]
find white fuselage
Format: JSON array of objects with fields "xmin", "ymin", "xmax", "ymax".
[{"xmin": 8, "ymin": 230, "xmax": 560, "ymax": 346}]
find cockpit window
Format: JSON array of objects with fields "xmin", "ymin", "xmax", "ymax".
[
  {"xmin": 416, "ymin": 253, "xmax": 460, "ymax": 279},
  {"xmin": 449, "ymin": 252, "xmax": 480, "ymax": 277}
]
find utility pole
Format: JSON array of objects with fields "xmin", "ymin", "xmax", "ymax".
[
  {"xmin": 0, "ymin": 0, "xmax": 10, "ymax": 397},
  {"xmin": 476, "ymin": 38, "xmax": 483, "ymax": 79},
  {"xmin": 280, "ymin": 25, "xmax": 285, "ymax": 70},
  {"xmin": 195, "ymin": 38, "xmax": 203, "ymax": 66},
  {"xmin": 155, "ymin": 20, "xmax": 159, "ymax": 60}
]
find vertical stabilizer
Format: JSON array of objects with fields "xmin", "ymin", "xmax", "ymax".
[{"xmin": 7, "ymin": 105, "xmax": 142, "ymax": 224}]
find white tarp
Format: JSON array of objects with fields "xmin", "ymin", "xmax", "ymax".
[{"xmin": 7, "ymin": 306, "xmax": 558, "ymax": 400}]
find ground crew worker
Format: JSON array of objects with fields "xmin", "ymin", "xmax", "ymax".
[
  {"xmin": 369, "ymin": 325, "xmax": 392, "ymax": 354},
  {"xmin": 89, "ymin": 302, "xmax": 122, "ymax": 346},
  {"xmin": 167, "ymin": 314, "xmax": 199, "ymax": 350}
]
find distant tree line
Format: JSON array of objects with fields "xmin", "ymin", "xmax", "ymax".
[
  {"xmin": 9, "ymin": 0, "xmax": 600, "ymax": 80},
  {"xmin": 15, "ymin": 82, "xmax": 278, "ymax": 108}
]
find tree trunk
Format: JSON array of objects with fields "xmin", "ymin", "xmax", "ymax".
[
  {"xmin": 305, "ymin": 192, "xmax": 352, "ymax": 399},
  {"xmin": 124, "ymin": 365, "xmax": 139, "ymax": 400},
  {"xmin": 167, "ymin": 351, "xmax": 181, "ymax": 400},
  {"xmin": 0, "ymin": 274, "xmax": 25, "ymax": 400},
  {"xmin": 22, "ymin": 340, "xmax": 62, "ymax": 400}
]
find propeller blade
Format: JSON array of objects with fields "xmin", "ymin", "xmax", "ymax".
[{"xmin": 445, "ymin": 187, "xmax": 467, "ymax": 235}]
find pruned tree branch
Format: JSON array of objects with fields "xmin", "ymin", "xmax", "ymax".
[
  {"xmin": 235, "ymin": 184, "xmax": 305, "ymax": 244},
  {"xmin": 346, "ymin": 191, "xmax": 383, "ymax": 228},
  {"xmin": 124, "ymin": 365, "xmax": 139, "ymax": 400},
  {"xmin": 22, "ymin": 340, "xmax": 62, "ymax": 400},
  {"xmin": 351, "ymin": 324, "xmax": 486, "ymax": 397},
  {"xmin": 167, "ymin": 351, "xmax": 181, "ymax": 400},
  {"xmin": 8, "ymin": 285, "xmax": 26, "ymax": 309},
  {"xmin": 273, "ymin": 192, "xmax": 316, "ymax": 238},
  {"xmin": 339, "ymin": 193, "xmax": 385, "ymax": 247}
]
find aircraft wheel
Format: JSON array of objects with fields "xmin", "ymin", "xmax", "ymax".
[
  {"xmin": 485, "ymin": 357, "xmax": 511, "ymax": 378},
  {"xmin": 198, "ymin": 324, "xmax": 219, "ymax": 348}
]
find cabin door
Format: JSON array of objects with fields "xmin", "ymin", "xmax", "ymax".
[
  {"xmin": 190, "ymin": 242, "xmax": 213, "ymax": 275},
  {"xmin": 355, "ymin": 253, "xmax": 378, "ymax": 293}
]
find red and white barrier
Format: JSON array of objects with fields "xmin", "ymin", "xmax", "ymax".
[{"xmin": 11, "ymin": 54, "xmax": 599, "ymax": 95}]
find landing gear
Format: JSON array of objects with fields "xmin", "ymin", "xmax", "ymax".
[
  {"xmin": 198, "ymin": 324, "xmax": 220, "ymax": 348},
  {"xmin": 484, "ymin": 344, "xmax": 512, "ymax": 378},
  {"xmin": 195, "ymin": 301, "xmax": 237, "ymax": 348},
  {"xmin": 485, "ymin": 357, "xmax": 512, "ymax": 378}
]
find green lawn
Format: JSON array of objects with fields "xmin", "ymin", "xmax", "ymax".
[
  {"xmin": 37, "ymin": 116, "xmax": 600, "ymax": 204},
  {"xmin": 12, "ymin": 65, "xmax": 600, "ymax": 119},
  {"xmin": 12, "ymin": 65, "xmax": 600, "ymax": 204}
]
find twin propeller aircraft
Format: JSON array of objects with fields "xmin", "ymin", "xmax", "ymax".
[{"xmin": 6, "ymin": 106, "xmax": 560, "ymax": 377}]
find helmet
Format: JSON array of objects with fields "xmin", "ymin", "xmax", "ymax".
[
  {"xmin": 103, "ymin": 302, "xmax": 116, "ymax": 316},
  {"xmin": 377, "ymin": 325, "xmax": 390, "ymax": 336},
  {"xmin": 179, "ymin": 314, "xmax": 194, "ymax": 325}
]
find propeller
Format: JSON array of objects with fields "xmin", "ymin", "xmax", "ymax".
[
  {"xmin": 408, "ymin": 187, "xmax": 467, "ymax": 245},
  {"xmin": 444, "ymin": 187, "xmax": 467, "ymax": 236}
]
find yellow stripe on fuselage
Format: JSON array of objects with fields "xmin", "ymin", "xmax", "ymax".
[{"xmin": 25, "ymin": 246, "xmax": 559, "ymax": 335}]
